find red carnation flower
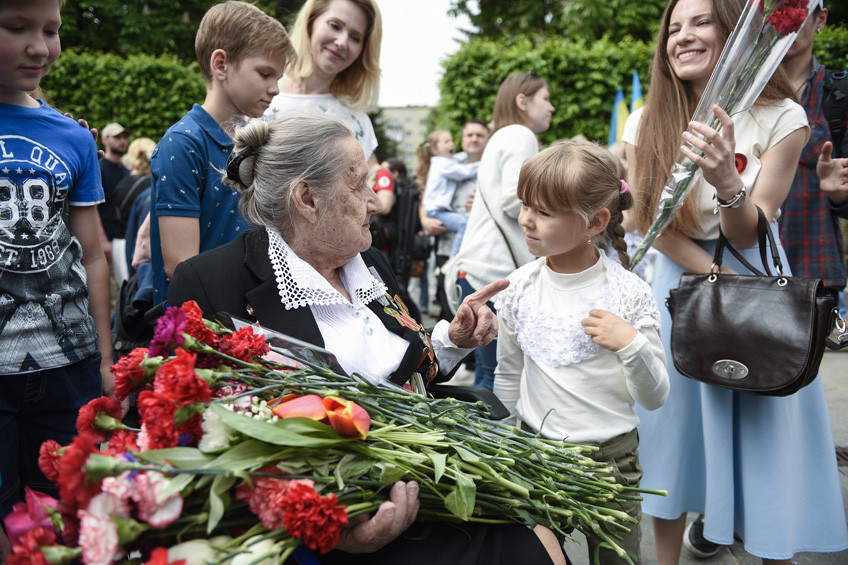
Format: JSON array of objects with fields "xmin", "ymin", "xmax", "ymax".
[
  {"xmin": 38, "ymin": 440, "xmax": 63, "ymax": 482},
  {"xmin": 106, "ymin": 429, "xmax": 139, "ymax": 456},
  {"xmin": 112, "ymin": 348, "xmax": 150, "ymax": 401},
  {"xmin": 56, "ymin": 432, "xmax": 102, "ymax": 510},
  {"xmin": 8, "ymin": 526, "xmax": 57, "ymax": 565},
  {"xmin": 153, "ymin": 349, "xmax": 211, "ymax": 405},
  {"xmin": 181, "ymin": 300, "xmax": 217, "ymax": 345},
  {"xmin": 145, "ymin": 547, "xmax": 187, "ymax": 565},
  {"xmin": 217, "ymin": 327, "xmax": 269, "ymax": 363},
  {"xmin": 138, "ymin": 391, "xmax": 180, "ymax": 450},
  {"xmin": 765, "ymin": 0, "xmax": 808, "ymax": 35},
  {"xmin": 76, "ymin": 396, "xmax": 122, "ymax": 442},
  {"xmin": 235, "ymin": 470, "xmax": 294, "ymax": 531},
  {"xmin": 281, "ymin": 482, "xmax": 348, "ymax": 553}
]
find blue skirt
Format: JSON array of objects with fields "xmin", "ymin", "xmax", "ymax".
[{"xmin": 636, "ymin": 226, "xmax": 848, "ymax": 559}]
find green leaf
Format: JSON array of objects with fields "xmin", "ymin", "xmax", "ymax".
[
  {"xmin": 333, "ymin": 454, "xmax": 374, "ymax": 489},
  {"xmin": 452, "ymin": 445, "xmax": 480, "ymax": 463},
  {"xmin": 377, "ymin": 463, "xmax": 407, "ymax": 484},
  {"xmin": 208, "ymin": 474, "xmax": 237, "ymax": 534},
  {"xmin": 209, "ymin": 404, "xmax": 349, "ymax": 447},
  {"xmin": 160, "ymin": 472, "xmax": 196, "ymax": 499},
  {"xmin": 203, "ymin": 439, "xmax": 282, "ymax": 471},
  {"xmin": 427, "ymin": 451, "xmax": 447, "ymax": 484},
  {"xmin": 444, "ymin": 466, "xmax": 476, "ymax": 521},
  {"xmin": 135, "ymin": 447, "xmax": 214, "ymax": 469}
]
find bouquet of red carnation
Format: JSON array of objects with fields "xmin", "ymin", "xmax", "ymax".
[{"xmin": 4, "ymin": 301, "xmax": 663, "ymax": 564}]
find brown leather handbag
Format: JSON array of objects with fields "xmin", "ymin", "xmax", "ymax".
[{"xmin": 666, "ymin": 207, "xmax": 844, "ymax": 396}]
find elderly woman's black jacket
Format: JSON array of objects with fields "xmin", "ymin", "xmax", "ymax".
[{"xmin": 167, "ymin": 227, "xmax": 436, "ymax": 386}]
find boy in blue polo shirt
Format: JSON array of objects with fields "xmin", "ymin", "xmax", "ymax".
[
  {"xmin": 0, "ymin": 0, "xmax": 114, "ymax": 519},
  {"xmin": 149, "ymin": 1, "xmax": 293, "ymax": 303}
]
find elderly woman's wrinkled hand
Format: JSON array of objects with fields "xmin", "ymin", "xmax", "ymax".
[
  {"xmin": 448, "ymin": 279, "xmax": 509, "ymax": 348},
  {"xmin": 335, "ymin": 481, "xmax": 420, "ymax": 554}
]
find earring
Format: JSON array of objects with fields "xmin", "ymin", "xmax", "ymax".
[{"xmin": 587, "ymin": 238, "xmax": 593, "ymax": 246}]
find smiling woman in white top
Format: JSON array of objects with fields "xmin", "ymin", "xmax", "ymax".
[
  {"xmin": 264, "ymin": 0, "xmax": 381, "ymax": 165},
  {"xmin": 624, "ymin": 0, "xmax": 848, "ymax": 563}
]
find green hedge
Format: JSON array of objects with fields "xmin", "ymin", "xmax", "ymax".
[
  {"xmin": 40, "ymin": 50, "xmax": 207, "ymax": 142},
  {"xmin": 813, "ymin": 25, "xmax": 848, "ymax": 70},
  {"xmin": 437, "ymin": 24, "xmax": 848, "ymax": 144},
  {"xmin": 437, "ymin": 36, "xmax": 654, "ymax": 144}
]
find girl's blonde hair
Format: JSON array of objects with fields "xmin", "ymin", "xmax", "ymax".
[
  {"xmin": 287, "ymin": 0, "xmax": 382, "ymax": 110},
  {"xmin": 126, "ymin": 137, "xmax": 156, "ymax": 174},
  {"xmin": 415, "ymin": 129, "xmax": 450, "ymax": 188},
  {"xmin": 631, "ymin": 0, "xmax": 795, "ymax": 235},
  {"xmin": 518, "ymin": 139, "xmax": 633, "ymax": 268},
  {"xmin": 492, "ymin": 72, "xmax": 548, "ymax": 132}
]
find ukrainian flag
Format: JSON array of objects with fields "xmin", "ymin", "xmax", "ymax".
[
  {"xmin": 631, "ymin": 71, "xmax": 644, "ymax": 112},
  {"xmin": 608, "ymin": 85, "xmax": 629, "ymax": 146}
]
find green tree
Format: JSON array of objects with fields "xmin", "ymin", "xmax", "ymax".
[
  {"xmin": 450, "ymin": 0, "xmax": 845, "ymax": 42},
  {"xmin": 436, "ymin": 36, "xmax": 654, "ymax": 144},
  {"xmin": 450, "ymin": 0, "xmax": 665, "ymax": 42},
  {"xmin": 59, "ymin": 1, "xmax": 303, "ymax": 60},
  {"xmin": 369, "ymin": 109, "xmax": 400, "ymax": 163}
]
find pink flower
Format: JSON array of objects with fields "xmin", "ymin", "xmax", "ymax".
[
  {"xmin": 101, "ymin": 474, "xmax": 133, "ymax": 515},
  {"xmin": 4, "ymin": 488, "xmax": 60, "ymax": 545},
  {"xmin": 78, "ymin": 492, "xmax": 127, "ymax": 565},
  {"xmin": 149, "ymin": 307, "xmax": 187, "ymax": 358},
  {"xmin": 131, "ymin": 472, "xmax": 183, "ymax": 528}
]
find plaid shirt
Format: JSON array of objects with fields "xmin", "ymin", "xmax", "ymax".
[{"xmin": 779, "ymin": 61, "xmax": 848, "ymax": 289}]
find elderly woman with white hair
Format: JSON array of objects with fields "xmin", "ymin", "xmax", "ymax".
[{"xmin": 167, "ymin": 114, "xmax": 567, "ymax": 565}]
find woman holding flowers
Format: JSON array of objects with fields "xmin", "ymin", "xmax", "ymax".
[
  {"xmin": 167, "ymin": 113, "xmax": 567, "ymax": 565},
  {"xmin": 623, "ymin": 0, "xmax": 848, "ymax": 563}
]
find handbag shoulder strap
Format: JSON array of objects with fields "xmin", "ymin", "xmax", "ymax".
[
  {"xmin": 715, "ymin": 206, "xmax": 782, "ymax": 276},
  {"xmin": 476, "ymin": 188, "xmax": 520, "ymax": 269}
]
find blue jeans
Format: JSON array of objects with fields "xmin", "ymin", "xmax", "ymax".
[
  {"xmin": 457, "ymin": 277, "xmax": 497, "ymax": 390},
  {"xmin": 0, "ymin": 354, "xmax": 101, "ymax": 518},
  {"xmin": 428, "ymin": 209, "xmax": 467, "ymax": 256}
]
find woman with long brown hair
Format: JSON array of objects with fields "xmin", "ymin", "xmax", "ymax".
[
  {"xmin": 447, "ymin": 72, "xmax": 555, "ymax": 390},
  {"xmin": 623, "ymin": 0, "xmax": 847, "ymax": 563}
]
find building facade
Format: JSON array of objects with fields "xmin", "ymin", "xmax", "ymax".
[{"xmin": 381, "ymin": 105, "xmax": 432, "ymax": 175}]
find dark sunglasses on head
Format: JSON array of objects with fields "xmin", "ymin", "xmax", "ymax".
[{"xmin": 519, "ymin": 69, "xmax": 539, "ymax": 87}]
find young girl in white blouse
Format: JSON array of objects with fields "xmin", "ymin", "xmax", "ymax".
[{"xmin": 494, "ymin": 139, "xmax": 670, "ymax": 565}]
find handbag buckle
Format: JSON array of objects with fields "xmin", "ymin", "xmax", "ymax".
[{"xmin": 712, "ymin": 359, "xmax": 749, "ymax": 380}]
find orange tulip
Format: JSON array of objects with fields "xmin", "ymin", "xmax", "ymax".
[
  {"xmin": 270, "ymin": 394, "xmax": 327, "ymax": 421},
  {"xmin": 322, "ymin": 396, "xmax": 371, "ymax": 439}
]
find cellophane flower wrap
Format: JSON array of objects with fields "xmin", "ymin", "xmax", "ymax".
[
  {"xmin": 5, "ymin": 302, "xmax": 664, "ymax": 565},
  {"xmin": 631, "ymin": 0, "xmax": 816, "ymax": 267}
]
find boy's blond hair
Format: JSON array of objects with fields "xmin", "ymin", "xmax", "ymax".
[
  {"xmin": 195, "ymin": 1, "xmax": 294, "ymax": 83},
  {"xmin": 287, "ymin": 0, "xmax": 382, "ymax": 110}
]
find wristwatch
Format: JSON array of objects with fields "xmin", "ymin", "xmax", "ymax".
[{"xmin": 714, "ymin": 184, "xmax": 747, "ymax": 213}]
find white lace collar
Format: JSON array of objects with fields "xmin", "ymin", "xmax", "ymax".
[{"xmin": 266, "ymin": 227, "xmax": 387, "ymax": 310}]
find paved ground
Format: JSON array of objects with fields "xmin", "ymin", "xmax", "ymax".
[{"xmin": 431, "ymin": 306, "xmax": 848, "ymax": 564}]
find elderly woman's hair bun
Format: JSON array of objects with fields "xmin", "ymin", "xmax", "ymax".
[
  {"xmin": 227, "ymin": 114, "xmax": 356, "ymax": 237},
  {"xmin": 226, "ymin": 119, "xmax": 272, "ymax": 191}
]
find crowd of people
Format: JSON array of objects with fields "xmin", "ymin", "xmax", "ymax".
[{"xmin": 1, "ymin": 0, "xmax": 847, "ymax": 564}]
